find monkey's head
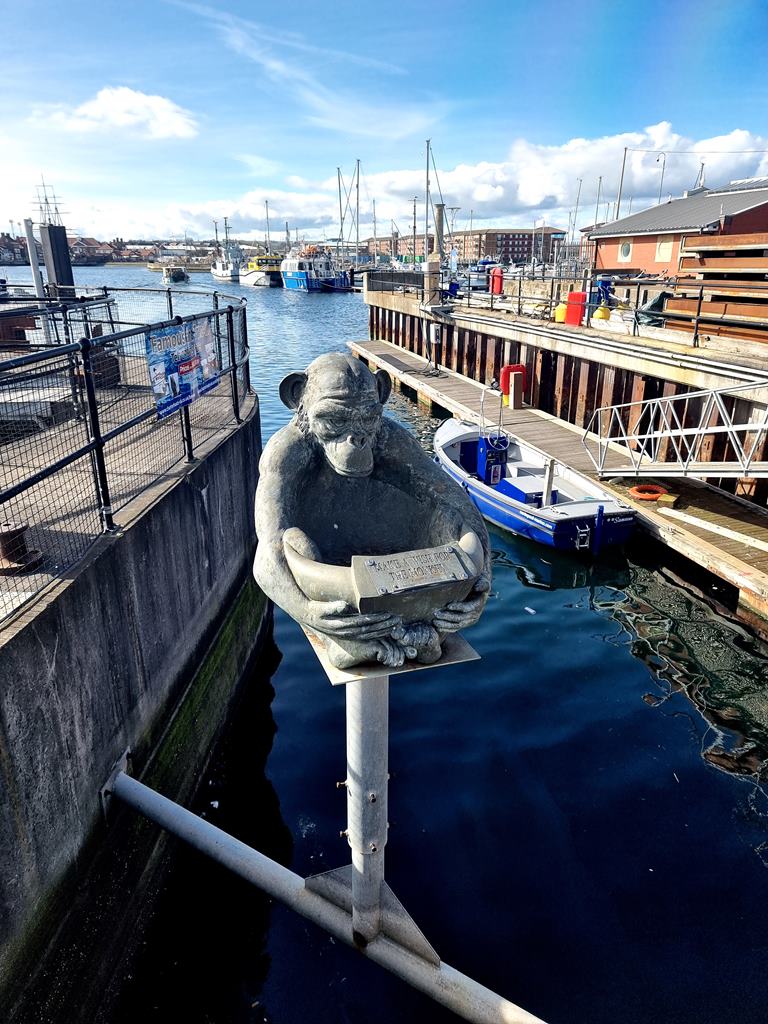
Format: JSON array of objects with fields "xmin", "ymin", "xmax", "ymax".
[{"xmin": 279, "ymin": 353, "xmax": 392, "ymax": 478}]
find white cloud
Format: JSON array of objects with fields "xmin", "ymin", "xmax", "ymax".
[
  {"xmin": 179, "ymin": 4, "xmax": 446, "ymax": 140},
  {"xmin": 37, "ymin": 86, "xmax": 198, "ymax": 139},
  {"xmin": 5, "ymin": 121, "xmax": 768, "ymax": 242},
  {"xmin": 237, "ymin": 154, "xmax": 281, "ymax": 177}
]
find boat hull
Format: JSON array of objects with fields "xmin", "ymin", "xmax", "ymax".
[
  {"xmin": 239, "ymin": 269, "xmax": 282, "ymax": 287},
  {"xmin": 281, "ymin": 270, "xmax": 350, "ymax": 291},
  {"xmin": 440, "ymin": 460, "xmax": 634, "ymax": 549},
  {"xmin": 433, "ymin": 421, "xmax": 635, "ymax": 552}
]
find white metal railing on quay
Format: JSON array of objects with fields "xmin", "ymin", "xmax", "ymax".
[{"xmin": 583, "ymin": 379, "xmax": 768, "ymax": 479}]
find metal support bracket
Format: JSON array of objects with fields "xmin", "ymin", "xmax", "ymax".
[{"xmin": 99, "ymin": 747, "xmax": 131, "ymax": 822}]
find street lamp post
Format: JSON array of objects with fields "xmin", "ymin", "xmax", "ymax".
[{"xmin": 657, "ymin": 153, "xmax": 667, "ymax": 205}]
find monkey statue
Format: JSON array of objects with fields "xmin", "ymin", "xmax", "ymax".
[{"xmin": 253, "ymin": 352, "xmax": 491, "ymax": 669}]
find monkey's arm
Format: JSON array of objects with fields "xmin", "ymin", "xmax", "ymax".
[{"xmin": 377, "ymin": 420, "xmax": 492, "ymax": 632}]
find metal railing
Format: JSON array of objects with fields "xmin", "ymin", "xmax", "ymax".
[
  {"xmin": 0, "ymin": 287, "xmax": 250, "ymax": 624},
  {"xmin": 583, "ymin": 379, "xmax": 768, "ymax": 478},
  {"xmin": 366, "ymin": 270, "xmax": 424, "ymax": 300}
]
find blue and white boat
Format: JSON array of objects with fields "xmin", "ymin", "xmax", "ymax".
[
  {"xmin": 433, "ymin": 418, "xmax": 635, "ymax": 552},
  {"xmin": 280, "ymin": 246, "xmax": 350, "ymax": 292}
]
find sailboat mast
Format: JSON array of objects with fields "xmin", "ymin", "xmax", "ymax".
[
  {"xmin": 373, "ymin": 198, "xmax": 377, "ymax": 267},
  {"xmin": 265, "ymin": 200, "xmax": 271, "ymax": 253},
  {"xmin": 355, "ymin": 158, "xmax": 360, "ymax": 267},
  {"xmin": 213, "ymin": 219, "xmax": 219, "ymax": 252},
  {"xmin": 424, "ymin": 139, "xmax": 430, "ymax": 262},
  {"xmin": 337, "ymin": 167, "xmax": 343, "ymax": 264}
]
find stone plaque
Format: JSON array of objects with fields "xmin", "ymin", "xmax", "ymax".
[{"xmin": 351, "ymin": 544, "xmax": 479, "ymax": 616}]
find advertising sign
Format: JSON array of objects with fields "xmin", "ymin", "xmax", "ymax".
[{"xmin": 145, "ymin": 317, "xmax": 220, "ymax": 419}]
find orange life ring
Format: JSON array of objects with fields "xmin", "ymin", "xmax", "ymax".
[{"xmin": 628, "ymin": 483, "xmax": 668, "ymax": 501}]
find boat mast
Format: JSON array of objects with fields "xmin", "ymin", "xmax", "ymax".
[
  {"xmin": 424, "ymin": 139, "xmax": 430, "ymax": 263},
  {"xmin": 355, "ymin": 158, "xmax": 360, "ymax": 267},
  {"xmin": 285, "ymin": 221, "xmax": 290, "ymax": 251},
  {"xmin": 337, "ymin": 167, "xmax": 343, "ymax": 265},
  {"xmin": 265, "ymin": 200, "xmax": 271, "ymax": 253},
  {"xmin": 373, "ymin": 197, "xmax": 377, "ymax": 267},
  {"xmin": 223, "ymin": 216, "xmax": 230, "ymax": 251},
  {"xmin": 213, "ymin": 219, "xmax": 219, "ymax": 254}
]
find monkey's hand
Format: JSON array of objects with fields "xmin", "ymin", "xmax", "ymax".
[
  {"xmin": 305, "ymin": 599, "xmax": 402, "ymax": 640},
  {"xmin": 431, "ymin": 577, "xmax": 491, "ymax": 633}
]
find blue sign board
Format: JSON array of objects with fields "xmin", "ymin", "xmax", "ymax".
[{"xmin": 145, "ymin": 318, "xmax": 220, "ymax": 419}]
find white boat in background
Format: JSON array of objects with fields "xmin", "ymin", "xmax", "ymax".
[{"xmin": 211, "ymin": 216, "xmax": 241, "ymax": 283}]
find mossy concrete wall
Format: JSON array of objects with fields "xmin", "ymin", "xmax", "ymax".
[{"xmin": 0, "ymin": 398, "xmax": 267, "ymax": 1017}]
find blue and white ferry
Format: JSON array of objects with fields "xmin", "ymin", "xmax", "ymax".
[
  {"xmin": 434, "ymin": 418, "xmax": 635, "ymax": 553},
  {"xmin": 280, "ymin": 246, "xmax": 350, "ymax": 292}
]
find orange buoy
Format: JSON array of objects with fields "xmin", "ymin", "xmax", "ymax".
[{"xmin": 628, "ymin": 483, "xmax": 668, "ymax": 501}]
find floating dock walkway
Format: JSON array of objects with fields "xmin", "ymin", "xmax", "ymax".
[{"xmin": 349, "ymin": 338, "xmax": 768, "ymax": 632}]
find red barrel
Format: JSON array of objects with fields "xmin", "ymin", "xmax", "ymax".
[
  {"xmin": 489, "ymin": 266, "xmax": 504, "ymax": 295},
  {"xmin": 565, "ymin": 290, "xmax": 587, "ymax": 325},
  {"xmin": 500, "ymin": 363, "xmax": 527, "ymax": 394}
]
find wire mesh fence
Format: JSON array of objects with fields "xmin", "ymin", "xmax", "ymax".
[{"xmin": 0, "ymin": 286, "xmax": 250, "ymax": 624}]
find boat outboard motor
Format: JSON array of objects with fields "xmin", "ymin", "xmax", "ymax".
[{"xmin": 477, "ymin": 433, "xmax": 509, "ymax": 486}]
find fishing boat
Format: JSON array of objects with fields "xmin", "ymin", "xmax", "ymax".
[
  {"xmin": 240, "ymin": 200, "xmax": 283, "ymax": 286},
  {"xmin": 433, "ymin": 417, "xmax": 635, "ymax": 552},
  {"xmin": 281, "ymin": 246, "xmax": 350, "ymax": 292},
  {"xmin": 240, "ymin": 254, "xmax": 283, "ymax": 287},
  {"xmin": 211, "ymin": 217, "xmax": 241, "ymax": 283},
  {"xmin": 162, "ymin": 265, "xmax": 189, "ymax": 284}
]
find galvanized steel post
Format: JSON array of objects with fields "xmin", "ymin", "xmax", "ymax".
[{"xmin": 345, "ymin": 675, "xmax": 388, "ymax": 944}]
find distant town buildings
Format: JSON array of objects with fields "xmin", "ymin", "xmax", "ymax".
[{"xmin": 366, "ymin": 226, "xmax": 567, "ymax": 264}]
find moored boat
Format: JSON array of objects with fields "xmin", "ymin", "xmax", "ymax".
[
  {"xmin": 162, "ymin": 265, "xmax": 189, "ymax": 284},
  {"xmin": 210, "ymin": 216, "xmax": 241, "ymax": 283},
  {"xmin": 281, "ymin": 246, "xmax": 350, "ymax": 292},
  {"xmin": 433, "ymin": 418, "xmax": 635, "ymax": 552},
  {"xmin": 240, "ymin": 254, "xmax": 283, "ymax": 287}
]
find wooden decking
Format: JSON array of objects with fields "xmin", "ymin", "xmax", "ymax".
[{"xmin": 350, "ymin": 338, "xmax": 768, "ymax": 622}]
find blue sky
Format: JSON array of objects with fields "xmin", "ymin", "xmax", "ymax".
[{"xmin": 2, "ymin": 0, "xmax": 767, "ymax": 240}]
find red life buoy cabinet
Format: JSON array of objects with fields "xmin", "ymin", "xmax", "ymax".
[
  {"xmin": 489, "ymin": 266, "xmax": 504, "ymax": 295},
  {"xmin": 500, "ymin": 363, "xmax": 527, "ymax": 394}
]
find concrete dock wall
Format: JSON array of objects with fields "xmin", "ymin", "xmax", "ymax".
[{"xmin": 0, "ymin": 398, "xmax": 268, "ymax": 1014}]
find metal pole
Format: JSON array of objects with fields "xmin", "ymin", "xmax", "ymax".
[
  {"xmin": 166, "ymin": 288, "xmax": 173, "ymax": 318},
  {"xmin": 226, "ymin": 305, "xmax": 241, "ymax": 423},
  {"xmin": 110, "ymin": 771, "xmax": 547, "ymax": 1024},
  {"xmin": 81, "ymin": 337, "xmax": 115, "ymax": 531},
  {"xmin": 424, "ymin": 139, "xmax": 431, "ymax": 260},
  {"xmin": 412, "ymin": 197, "xmax": 417, "ymax": 269},
  {"xmin": 355, "ymin": 158, "xmax": 360, "ymax": 267},
  {"xmin": 615, "ymin": 147, "xmax": 627, "ymax": 220},
  {"xmin": 181, "ymin": 407, "xmax": 194, "ymax": 461},
  {"xmin": 657, "ymin": 153, "xmax": 666, "ymax": 205},
  {"xmin": 572, "ymin": 178, "xmax": 582, "ymax": 247},
  {"xmin": 345, "ymin": 675, "xmax": 388, "ymax": 944}
]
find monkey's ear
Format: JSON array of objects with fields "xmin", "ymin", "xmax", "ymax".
[
  {"xmin": 374, "ymin": 369, "xmax": 392, "ymax": 405},
  {"xmin": 279, "ymin": 372, "xmax": 308, "ymax": 410}
]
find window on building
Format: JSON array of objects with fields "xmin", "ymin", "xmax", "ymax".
[
  {"xmin": 617, "ymin": 239, "xmax": 632, "ymax": 263},
  {"xmin": 655, "ymin": 238, "xmax": 673, "ymax": 262}
]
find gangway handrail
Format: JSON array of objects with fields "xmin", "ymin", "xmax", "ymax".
[{"xmin": 582, "ymin": 377, "xmax": 768, "ymax": 478}]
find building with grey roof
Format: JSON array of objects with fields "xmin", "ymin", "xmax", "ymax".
[{"xmin": 585, "ymin": 179, "xmax": 768, "ymax": 274}]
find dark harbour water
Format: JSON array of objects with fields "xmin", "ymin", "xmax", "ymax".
[{"xmin": 8, "ymin": 267, "xmax": 768, "ymax": 1022}]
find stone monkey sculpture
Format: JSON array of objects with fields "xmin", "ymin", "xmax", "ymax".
[{"xmin": 253, "ymin": 352, "xmax": 491, "ymax": 669}]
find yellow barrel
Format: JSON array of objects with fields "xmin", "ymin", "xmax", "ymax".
[{"xmin": 554, "ymin": 302, "xmax": 568, "ymax": 323}]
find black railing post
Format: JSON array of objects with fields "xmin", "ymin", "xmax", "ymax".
[
  {"xmin": 166, "ymin": 288, "xmax": 174, "ymax": 318},
  {"xmin": 239, "ymin": 306, "xmax": 252, "ymax": 393},
  {"xmin": 181, "ymin": 406, "xmax": 195, "ymax": 462},
  {"xmin": 80, "ymin": 337, "xmax": 116, "ymax": 532},
  {"xmin": 226, "ymin": 305, "xmax": 241, "ymax": 423},
  {"xmin": 693, "ymin": 285, "xmax": 704, "ymax": 347},
  {"xmin": 633, "ymin": 281, "xmax": 641, "ymax": 337}
]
